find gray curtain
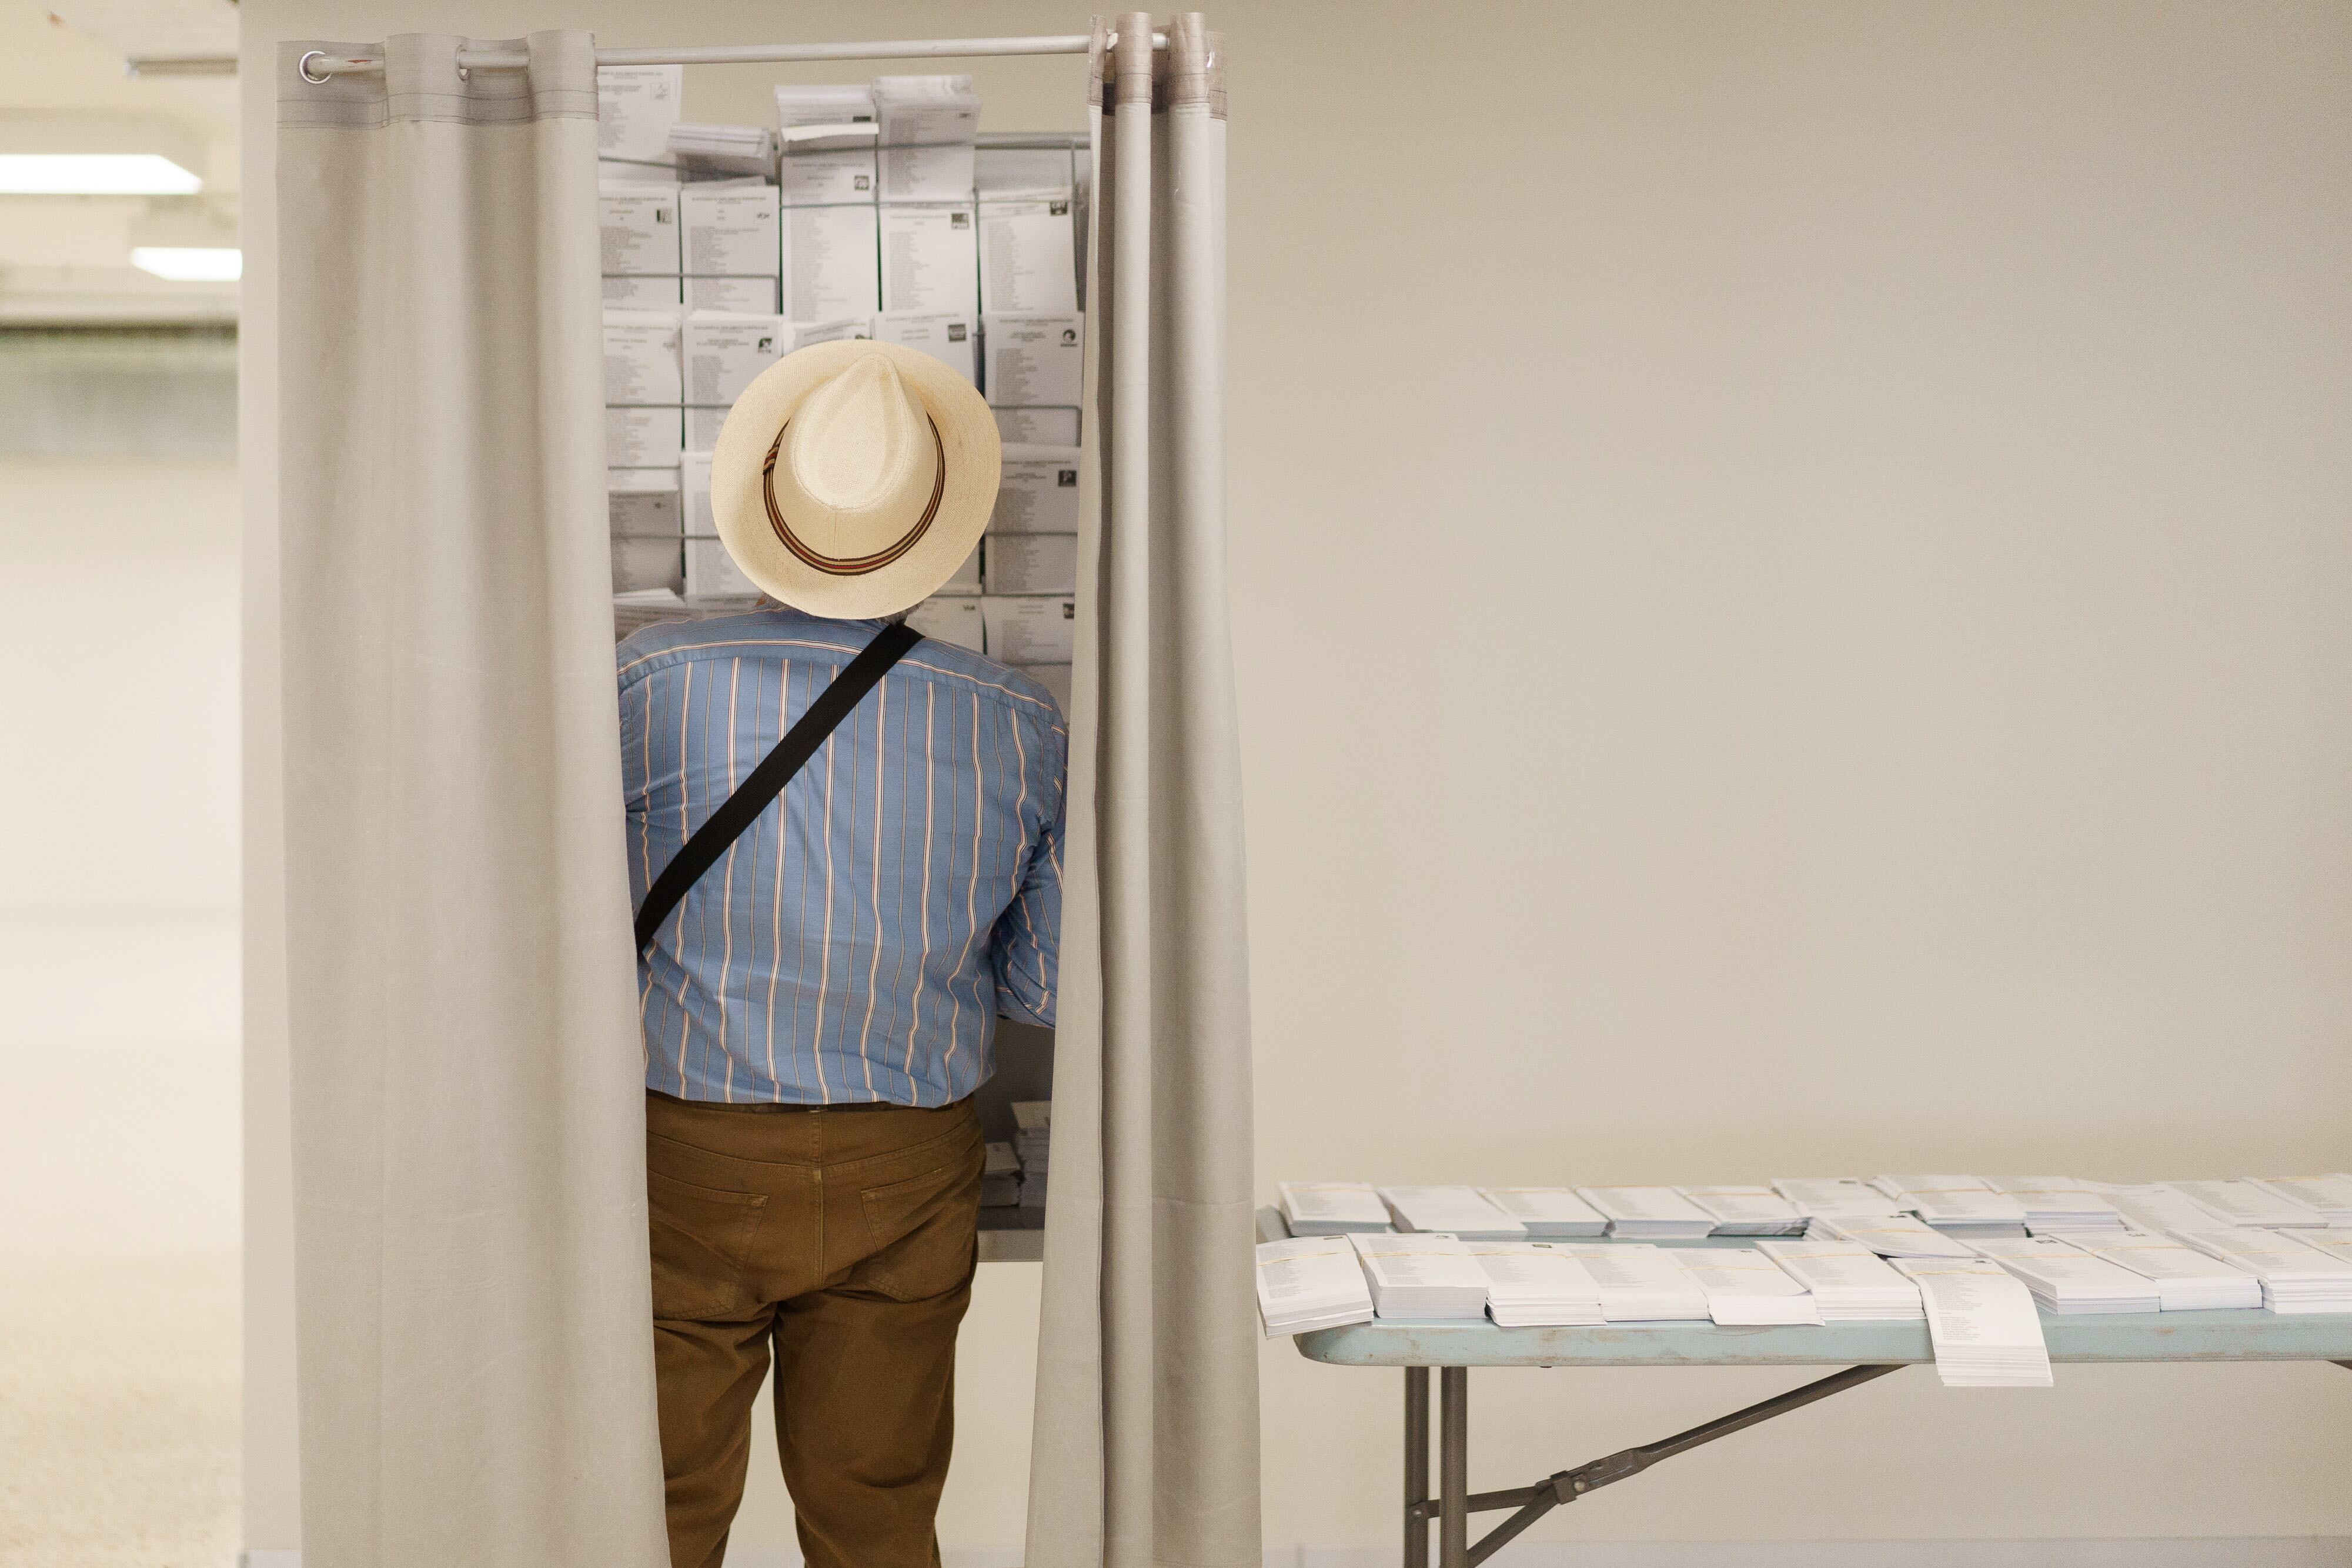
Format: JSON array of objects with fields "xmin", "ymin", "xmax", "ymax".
[
  {"xmin": 1027, "ymin": 15, "xmax": 1260, "ymax": 1568},
  {"xmin": 276, "ymin": 34, "xmax": 669, "ymax": 1567}
]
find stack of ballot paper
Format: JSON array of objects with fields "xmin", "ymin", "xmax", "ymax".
[
  {"xmin": 1679, "ymin": 1185, "xmax": 1808, "ymax": 1236},
  {"xmin": 1968, "ymin": 1236, "xmax": 2160, "ymax": 1314},
  {"xmin": 1816, "ymin": 1213, "xmax": 1983, "ymax": 1259},
  {"xmin": 1756, "ymin": 1239, "xmax": 1926, "ymax": 1320},
  {"xmin": 2173, "ymin": 1227, "xmax": 2352, "ymax": 1312},
  {"xmin": 2075, "ymin": 1234, "xmax": 2263, "ymax": 1311},
  {"xmin": 1350, "ymin": 1232, "xmax": 1491, "ymax": 1320},
  {"xmin": 1870, "ymin": 1176, "xmax": 2029, "ymax": 1238},
  {"xmin": 667, "ymin": 122, "xmax": 777, "ymax": 180},
  {"xmin": 2168, "ymin": 1179, "xmax": 2331, "ymax": 1229},
  {"xmin": 614, "ymin": 588, "xmax": 691, "ymax": 641},
  {"xmin": 2253, "ymin": 1175, "xmax": 2352, "ymax": 1226},
  {"xmin": 1556, "ymin": 1244, "xmax": 1709, "ymax": 1321},
  {"xmin": 2092, "ymin": 1182, "xmax": 2233, "ymax": 1238},
  {"xmin": 1378, "ymin": 1186, "xmax": 1528, "ymax": 1241},
  {"xmin": 1770, "ymin": 1178, "xmax": 1905, "ymax": 1222},
  {"xmin": 774, "ymin": 85, "xmax": 878, "ymax": 205},
  {"xmin": 2293, "ymin": 1230, "xmax": 2352, "ymax": 1271},
  {"xmin": 980, "ymin": 1141, "xmax": 1021, "ymax": 1208},
  {"xmin": 599, "ymin": 65, "xmax": 681, "ymax": 180},
  {"xmin": 1985, "ymin": 1178, "xmax": 2127, "ymax": 1235},
  {"xmin": 1896, "ymin": 1258, "xmax": 2054, "ymax": 1387},
  {"xmin": 1256, "ymin": 1237, "xmax": 1377, "ymax": 1337},
  {"xmin": 1576, "ymin": 1186, "xmax": 1717, "ymax": 1239},
  {"xmin": 1278, "ymin": 1181, "xmax": 1394, "ymax": 1236},
  {"xmin": 1012, "ymin": 1100, "xmax": 1050, "ymax": 1209},
  {"xmin": 1476, "ymin": 1188, "xmax": 1609, "ymax": 1237},
  {"xmin": 875, "ymin": 75, "xmax": 981, "ymax": 202},
  {"xmin": 1673, "ymin": 1247, "xmax": 1823, "ymax": 1325},
  {"xmin": 1468, "ymin": 1243, "xmax": 1606, "ymax": 1326}
]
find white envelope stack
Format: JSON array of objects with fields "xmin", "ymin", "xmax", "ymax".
[
  {"xmin": 1468, "ymin": 1243, "xmax": 1607, "ymax": 1326},
  {"xmin": 1378, "ymin": 1186, "xmax": 1528, "ymax": 1241},
  {"xmin": 2076, "ymin": 1233, "xmax": 2263, "ymax": 1310},
  {"xmin": 2291, "ymin": 1229, "xmax": 2352, "ymax": 1271},
  {"xmin": 2093, "ymin": 1182, "xmax": 2233, "ymax": 1238},
  {"xmin": 1968, "ymin": 1236, "xmax": 2161, "ymax": 1314},
  {"xmin": 1770, "ymin": 1178, "xmax": 1905, "ymax": 1223},
  {"xmin": 1279, "ymin": 1181, "xmax": 1394, "ymax": 1236},
  {"xmin": 1679, "ymin": 1185, "xmax": 1808, "ymax": 1236},
  {"xmin": 1755, "ymin": 1239, "xmax": 1926, "ymax": 1320},
  {"xmin": 1476, "ymin": 1188, "xmax": 1609, "ymax": 1238},
  {"xmin": 1871, "ymin": 1175, "xmax": 2029, "ymax": 1239},
  {"xmin": 2173, "ymin": 1227, "xmax": 2352, "ymax": 1312},
  {"xmin": 1986, "ymin": 1177, "xmax": 2127, "ymax": 1236},
  {"xmin": 1813, "ymin": 1213, "xmax": 1982, "ymax": 1260},
  {"xmin": 1351, "ymin": 1232, "xmax": 1491, "ymax": 1320},
  {"xmin": 2169, "ymin": 1179, "xmax": 2331, "ymax": 1229},
  {"xmin": 1256, "ymin": 1236, "xmax": 1378, "ymax": 1337},
  {"xmin": 1672, "ymin": 1246, "xmax": 1823, "ymax": 1325},
  {"xmin": 2252, "ymin": 1176, "xmax": 2352, "ymax": 1226},
  {"xmin": 1896, "ymin": 1258, "xmax": 2054, "ymax": 1388},
  {"xmin": 1575, "ymin": 1186, "xmax": 1716, "ymax": 1239},
  {"xmin": 1555, "ymin": 1244, "xmax": 1709, "ymax": 1321}
]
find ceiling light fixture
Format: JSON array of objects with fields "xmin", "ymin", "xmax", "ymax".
[
  {"xmin": 0, "ymin": 152, "xmax": 203, "ymax": 195},
  {"xmin": 132, "ymin": 246, "xmax": 242, "ymax": 282}
]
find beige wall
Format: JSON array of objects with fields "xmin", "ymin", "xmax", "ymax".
[{"xmin": 241, "ymin": 1, "xmax": 2352, "ymax": 1556}]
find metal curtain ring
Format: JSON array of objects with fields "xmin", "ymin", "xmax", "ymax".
[
  {"xmin": 298, "ymin": 50, "xmax": 332, "ymax": 84},
  {"xmin": 456, "ymin": 59, "xmax": 470, "ymax": 81}
]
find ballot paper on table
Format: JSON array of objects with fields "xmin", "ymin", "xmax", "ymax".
[
  {"xmin": 1256, "ymin": 1236, "xmax": 1378, "ymax": 1337},
  {"xmin": 2250, "ymin": 1176, "xmax": 2352, "ymax": 1226},
  {"xmin": 1894, "ymin": 1259, "xmax": 2054, "ymax": 1388},
  {"xmin": 609, "ymin": 467, "xmax": 683, "ymax": 594},
  {"xmin": 1967, "ymin": 1236, "xmax": 2160, "ymax": 1315},
  {"xmin": 1476, "ymin": 1188, "xmax": 1609, "ymax": 1238},
  {"xmin": 990, "ymin": 446, "xmax": 1083, "ymax": 534},
  {"xmin": 2171, "ymin": 1226, "xmax": 2352, "ymax": 1312},
  {"xmin": 993, "ymin": 407, "xmax": 1080, "ymax": 446},
  {"xmin": 774, "ymin": 86, "xmax": 878, "ymax": 205},
  {"xmin": 682, "ymin": 313, "xmax": 790, "ymax": 450},
  {"xmin": 1574, "ymin": 1186, "xmax": 1716, "ymax": 1239},
  {"xmin": 1554, "ymin": 1244, "xmax": 1709, "ymax": 1322},
  {"xmin": 1983, "ymin": 1178, "xmax": 2127, "ymax": 1235},
  {"xmin": 680, "ymin": 453, "xmax": 762, "ymax": 602},
  {"xmin": 1755, "ymin": 1239, "xmax": 1926, "ymax": 1320},
  {"xmin": 2074, "ymin": 1234, "xmax": 2262, "ymax": 1311},
  {"xmin": 903, "ymin": 594, "xmax": 983, "ymax": 653},
  {"xmin": 2169, "ymin": 1179, "xmax": 2333, "ymax": 1229},
  {"xmin": 880, "ymin": 204, "xmax": 980, "ymax": 315},
  {"xmin": 1672, "ymin": 1246, "xmax": 1823, "ymax": 1325},
  {"xmin": 1678, "ymin": 1185, "xmax": 1808, "ymax": 1236},
  {"xmin": 2090, "ymin": 1182, "xmax": 2233, "ymax": 1238},
  {"xmin": 1870, "ymin": 1176, "xmax": 2029, "ymax": 1236},
  {"xmin": 873, "ymin": 310, "xmax": 976, "ymax": 383},
  {"xmin": 1467, "ymin": 1243, "xmax": 1606, "ymax": 1326},
  {"xmin": 979, "ymin": 196, "xmax": 1080, "ymax": 313},
  {"xmin": 681, "ymin": 184, "xmax": 781, "ymax": 315},
  {"xmin": 600, "ymin": 185, "xmax": 681, "ymax": 307},
  {"xmin": 1770, "ymin": 1178, "xmax": 1905, "ymax": 1221},
  {"xmin": 783, "ymin": 206, "xmax": 882, "ymax": 320},
  {"xmin": 983, "ymin": 534, "xmax": 1077, "ymax": 596},
  {"xmin": 1278, "ymin": 1181, "xmax": 1394, "ymax": 1236},
  {"xmin": 980, "ymin": 595, "xmax": 1075, "ymax": 664},
  {"xmin": 1377, "ymin": 1186, "xmax": 1528, "ymax": 1241},
  {"xmin": 598, "ymin": 65, "xmax": 682, "ymax": 180},
  {"xmin": 1815, "ymin": 1213, "xmax": 1983, "ymax": 1260},
  {"xmin": 981, "ymin": 313, "xmax": 1084, "ymax": 407},
  {"xmin": 1349, "ymin": 1232, "xmax": 1490, "ymax": 1320},
  {"xmin": 874, "ymin": 75, "xmax": 981, "ymax": 202},
  {"xmin": 2290, "ymin": 1229, "xmax": 2352, "ymax": 1271}
]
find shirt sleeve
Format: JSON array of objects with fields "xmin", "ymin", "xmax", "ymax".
[{"xmin": 990, "ymin": 716, "xmax": 1066, "ymax": 1028}]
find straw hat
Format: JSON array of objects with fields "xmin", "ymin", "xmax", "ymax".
[{"xmin": 709, "ymin": 339, "xmax": 1001, "ymax": 619}]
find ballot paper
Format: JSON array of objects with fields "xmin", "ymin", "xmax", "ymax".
[
  {"xmin": 936, "ymin": 541, "xmax": 982, "ymax": 596},
  {"xmin": 680, "ymin": 453, "xmax": 761, "ymax": 601},
  {"xmin": 1278, "ymin": 1182, "xmax": 1394, "ymax": 1236},
  {"xmin": 880, "ymin": 205, "xmax": 980, "ymax": 315},
  {"xmin": 607, "ymin": 406, "xmax": 684, "ymax": 469},
  {"xmin": 981, "ymin": 313, "xmax": 1084, "ymax": 407},
  {"xmin": 1377, "ymin": 1186, "xmax": 1528, "ymax": 1241},
  {"xmin": 669, "ymin": 122, "xmax": 778, "ymax": 180},
  {"xmin": 788, "ymin": 315, "xmax": 873, "ymax": 347},
  {"xmin": 600, "ymin": 185, "xmax": 681, "ymax": 307},
  {"xmin": 1815, "ymin": 1213, "xmax": 1983, "ymax": 1260},
  {"xmin": 1555, "ymin": 1244, "xmax": 1709, "ymax": 1322},
  {"xmin": 1256, "ymin": 1236, "xmax": 1378, "ymax": 1337},
  {"xmin": 1349, "ymin": 1232, "xmax": 1490, "ymax": 1320},
  {"xmin": 903, "ymin": 594, "xmax": 983, "ymax": 652},
  {"xmin": 983, "ymin": 533, "xmax": 1077, "ymax": 596},
  {"xmin": 604, "ymin": 310, "xmax": 684, "ymax": 406},
  {"xmin": 1476, "ymin": 1188, "xmax": 1610, "ymax": 1238},
  {"xmin": 2074, "ymin": 1234, "xmax": 2263, "ymax": 1311},
  {"xmin": 609, "ymin": 468, "xmax": 683, "ymax": 594},
  {"xmin": 981, "ymin": 1141, "xmax": 1021, "ymax": 1208},
  {"xmin": 2167, "ymin": 1179, "xmax": 2330, "ymax": 1229},
  {"xmin": 774, "ymin": 85, "xmax": 879, "ymax": 205},
  {"xmin": 1468, "ymin": 1243, "xmax": 1606, "ymax": 1327},
  {"xmin": 994, "ymin": 407, "xmax": 1081, "ymax": 446},
  {"xmin": 1574, "ymin": 1186, "xmax": 1717, "ymax": 1239},
  {"xmin": 990, "ymin": 447, "xmax": 1084, "ymax": 534},
  {"xmin": 874, "ymin": 75, "xmax": 981, "ymax": 201},
  {"xmin": 1967, "ymin": 1236, "xmax": 2160, "ymax": 1315},
  {"xmin": 873, "ymin": 310, "xmax": 976, "ymax": 383},
  {"xmin": 1770, "ymin": 1178, "xmax": 1905, "ymax": 1221},
  {"xmin": 977, "ymin": 146, "xmax": 1075, "ymax": 199},
  {"xmin": 783, "ymin": 206, "xmax": 882, "ymax": 320},
  {"xmin": 598, "ymin": 65, "xmax": 682, "ymax": 180},
  {"xmin": 979, "ymin": 196, "xmax": 1080, "ymax": 313},
  {"xmin": 980, "ymin": 595, "xmax": 1075, "ymax": 663},
  {"xmin": 1672, "ymin": 1246, "xmax": 1823, "ymax": 1325},
  {"xmin": 1755, "ymin": 1239, "xmax": 1926, "ymax": 1320},
  {"xmin": 1678, "ymin": 1185, "xmax": 1808, "ymax": 1236},
  {"xmin": 2252, "ymin": 1176, "xmax": 2352, "ymax": 1226},
  {"xmin": 682, "ymin": 313, "xmax": 790, "ymax": 449},
  {"xmin": 1895, "ymin": 1259, "xmax": 2054, "ymax": 1388},
  {"xmin": 681, "ymin": 185, "xmax": 781, "ymax": 315},
  {"xmin": 2290, "ymin": 1229, "xmax": 2352, "ymax": 1270},
  {"xmin": 1871, "ymin": 1176, "xmax": 2029, "ymax": 1236},
  {"xmin": 614, "ymin": 587, "xmax": 691, "ymax": 642},
  {"xmin": 2093, "ymin": 1183, "xmax": 2233, "ymax": 1238},
  {"xmin": 1984, "ymin": 1178, "xmax": 2127, "ymax": 1235},
  {"xmin": 2171, "ymin": 1226, "xmax": 2352, "ymax": 1312},
  {"xmin": 1013, "ymin": 663, "xmax": 1072, "ymax": 712}
]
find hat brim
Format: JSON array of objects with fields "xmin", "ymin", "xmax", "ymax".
[{"xmin": 710, "ymin": 339, "xmax": 1000, "ymax": 620}]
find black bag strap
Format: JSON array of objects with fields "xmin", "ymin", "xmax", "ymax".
[{"xmin": 634, "ymin": 621, "xmax": 923, "ymax": 956}]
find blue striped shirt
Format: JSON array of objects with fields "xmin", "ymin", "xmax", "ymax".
[{"xmin": 618, "ymin": 606, "xmax": 1065, "ymax": 1106}]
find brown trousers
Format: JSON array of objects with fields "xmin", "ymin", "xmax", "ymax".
[{"xmin": 646, "ymin": 1089, "xmax": 984, "ymax": 1568}]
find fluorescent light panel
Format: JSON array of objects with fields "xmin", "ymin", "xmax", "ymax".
[
  {"xmin": 0, "ymin": 153, "xmax": 202, "ymax": 195},
  {"xmin": 132, "ymin": 246, "xmax": 242, "ymax": 282}
]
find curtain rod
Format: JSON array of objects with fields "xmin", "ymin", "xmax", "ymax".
[{"xmin": 298, "ymin": 33, "xmax": 1163, "ymax": 81}]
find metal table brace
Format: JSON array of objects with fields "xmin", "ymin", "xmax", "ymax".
[{"xmin": 1403, "ymin": 1358, "xmax": 2352, "ymax": 1568}]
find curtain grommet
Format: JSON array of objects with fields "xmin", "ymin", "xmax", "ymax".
[{"xmin": 298, "ymin": 49, "xmax": 332, "ymax": 84}]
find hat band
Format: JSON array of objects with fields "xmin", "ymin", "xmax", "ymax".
[{"xmin": 760, "ymin": 415, "xmax": 948, "ymax": 577}]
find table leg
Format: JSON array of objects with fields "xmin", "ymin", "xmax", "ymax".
[
  {"xmin": 1439, "ymin": 1366, "xmax": 1469, "ymax": 1568},
  {"xmin": 1404, "ymin": 1367, "xmax": 1429, "ymax": 1568}
]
